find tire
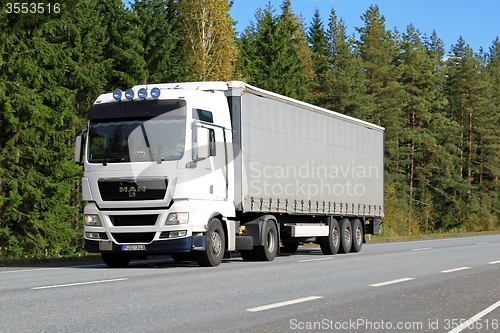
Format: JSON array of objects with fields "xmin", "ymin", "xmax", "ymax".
[
  {"xmin": 195, "ymin": 218, "xmax": 225, "ymax": 267},
  {"xmin": 350, "ymin": 219, "xmax": 363, "ymax": 253},
  {"xmin": 319, "ymin": 218, "xmax": 340, "ymax": 255},
  {"xmin": 253, "ymin": 220, "xmax": 278, "ymax": 261},
  {"xmin": 282, "ymin": 242, "xmax": 299, "ymax": 254},
  {"xmin": 338, "ymin": 218, "xmax": 352, "ymax": 254},
  {"xmin": 171, "ymin": 252, "xmax": 195, "ymax": 262},
  {"xmin": 101, "ymin": 253, "xmax": 131, "ymax": 267}
]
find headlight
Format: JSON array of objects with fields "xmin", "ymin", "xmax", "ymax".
[
  {"xmin": 151, "ymin": 87, "xmax": 161, "ymax": 99},
  {"xmin": 165, "ymin": 213, "xmax": 189, "ymax": 225},
  {"xmin": 138, "ymin": 88, "xmax": 147, "ymax": 99},
  {"xmin": 85, "ymin": 214, "xmax": 102, "ymax": 226},
  {"xmin": 125, "ymin": 89, "xmax": 134, "ymax": 100},
  {"xmin": 113, "ymin": 89, "xmax": 122, "ymax": 101}
]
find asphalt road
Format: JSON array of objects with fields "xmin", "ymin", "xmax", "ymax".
[{"xmin": 1, "ymin": 235, "xmax": 500, "ymax": 333}]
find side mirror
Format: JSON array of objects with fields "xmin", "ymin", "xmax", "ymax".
[
  {"xmin": 193, "ymin": 126, "xmax": 210, "ymax": 161},
  {"xmin": 74, "ymin": 128, "xmax": 87, "ymax": 164}
]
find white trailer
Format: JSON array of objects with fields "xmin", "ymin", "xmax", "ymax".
[{"xmin": 75, "ymin": 81, "xmax": 383, "ymax": 267}]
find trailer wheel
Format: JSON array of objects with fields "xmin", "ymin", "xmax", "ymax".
[
  {"xmin": 319, "ymin": 218, "xmax": 340, "ymax": 255},
  {"xmin": 195, "ymin": 218, "xmax": 225, "ymax": 267},
  {"xmin": 253, "ymin": 220, "xmax": 278, "ymax": 261},
  {"xmin": 338, "ymin": 218, "xmax": 352, "ymax": 254},
  {"xmin": 350, "ymin": 219, "xmax": 363, "ymax": 253},
  {"xmin": 101, "ymin": 253, "xmax": 131, "ymax": 268}
]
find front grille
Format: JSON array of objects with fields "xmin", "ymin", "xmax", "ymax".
[
  {"xmin": 109, "ymin": 215, "xmax": 158, "ymax": 227},
  {"xmin": 98, "ymin": 177, "xmax": 168, "ymax": 201},
  {"xmin": 112, "ymin": 232, "xmax": 156, "ymax": 244}
]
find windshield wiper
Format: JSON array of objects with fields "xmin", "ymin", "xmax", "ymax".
[{"xmin": 102, "ymin": 157, "xmax": 129, "ymax": 164}]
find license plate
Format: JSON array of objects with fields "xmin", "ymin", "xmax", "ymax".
[{"xmin": 121, "ymin": 244, "xmax": 146, "ymax": 251}]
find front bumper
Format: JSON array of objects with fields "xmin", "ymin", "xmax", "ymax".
[{"xmin": 85, "ymin": 235, "xmax": 206, "ymax": 254}]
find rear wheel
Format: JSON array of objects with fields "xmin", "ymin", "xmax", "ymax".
[
  {"xmin": 101, "ymin": 253, "xmax": 131, "ymax": 268},
  {"xmin": 338, "ymin": 218, "xmax": 352, "ymax": 254},
  {"xmin": 350, "ymin": 219, "xmax": 363, "ymax": 253},
  {"xmin": 253, "ymin": 220, "xmax": 278, "ymax": 261},
  {"xmin": 195, "ymin": 218, "xmax": 225, "ymax": 267},
  {"xmin": 319, "ymin": 218, "xmax": 340, "ymax": 255}
]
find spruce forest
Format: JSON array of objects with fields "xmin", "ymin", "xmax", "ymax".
[{"xmin": 0, "ymin": 0, "xmax": 499, "ymax": 258}]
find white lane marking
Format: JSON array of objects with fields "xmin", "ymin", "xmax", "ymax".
[
  {"xmin": 246, "ymin": 296, "xmax": 323, "ymax": 312},
  {"xmin": 488, "ymin": 260, "xmax": 500, "ymax": 265},
  {"xmin": 370, "ymin": 278, "xmax": 415, "ymax": 287},
  {"xmin": 477, "ymin": 242, "xmax": 488, "ymax": 245},
  {"xmin": 0, "ymin": 267, "xmax": 63, "ymax": 274},
  {"xmin": 298, "ymin": 257, "xmax": 334, "ymax": 263},
  {"xmin": 441, "ymin": 267, "xmax": 471, "ymax": 273},
  {"xmin": 0, "ymin": 262, "xmax": 109, "ymax": 274},
  {"xmin": 31, "ymin": 278, "xmax": 128, "ymax": 290},
  {"xmin": 447, "ymin": 299, "xmax": 500, "ymax": 333},
  {"xmin": 411, "ymin": 247, "xmax": 432, "ymax": 251}
]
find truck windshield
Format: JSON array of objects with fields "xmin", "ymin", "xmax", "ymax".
[{"xmin": 87, "ymin": 101, "xmax": 186, "ymax": 163}]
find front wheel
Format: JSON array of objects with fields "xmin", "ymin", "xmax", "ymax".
[
  {"xmin": 253, "ymin": 220, "xmax": 278, "ymax": 261},
  {"xmin": 195, "ymin": 218, "xmax": 225, "ymax": 267}
]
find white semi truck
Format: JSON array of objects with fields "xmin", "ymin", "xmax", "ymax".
[{"xmin": 75, "ymin": 81, "xmax": 384, "ymax": 267}]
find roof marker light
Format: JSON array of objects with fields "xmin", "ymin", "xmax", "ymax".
[
  {"xmin": 151, "ymin": 87, "xmax": 161, "ymax": 99},
  {"xmin": 125, "ymin": 89, "xmax": 135, "ymax": 100},
  {"xmin": 113, "ymin": 90, "xmax": 122, "ymax": 101},
  {"xmin": 138, "ymin": 88, "xmax": 148, "ymax": 99}
]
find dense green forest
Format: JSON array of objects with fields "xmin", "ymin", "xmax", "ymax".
[{"xmin": 0, "ymin": 0, "xmax": 499, "ymax": 258}]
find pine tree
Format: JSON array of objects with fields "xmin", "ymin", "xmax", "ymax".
[
  {"xmin": 444, "ymin": 37, "xmax": 498, "ymax": 230},
  {"xmin": 238, "ymin": 1, "xmax": 311, "ymax": 100},
  {"xmin": 306, "ymin": 8, "xmax": 328, "ymax": 103},
  {"xmin": 307, "ymin": 8, "xmax": 327, "ymax": 77},
  {"xmin": 96, "ymin": 0, "xmax": 147, "ymax": 89},
  {"xmin": 399, "ymin": 25, "xmax": 457, "ymax": 231},
  {"xmin": 356, "ymin": 5, "xmax": 408, "ymax": 232},
  {"xmin": 277, "ymin": 0, "xmax": 312, "ymax": 100},
  {"xmin": 486, "ymin": 38, "xmax": 500, "ymax": 223},
  {"xmin": 132, "ymin": 0, "xmax": 186, "ymax": 83},
  {"xmin": 236, "ymin": 23, "xmax": 258, "ymax": 83},
  {"xmin": 0, "ymin": 5, "xmax": 83, "ymax": 257},
  {"xmin": 319, "ymin": 8, "xmax": 368, "ymax": 119}
]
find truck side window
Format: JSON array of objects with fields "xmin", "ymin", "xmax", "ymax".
[
  {"xmin": 209, "ymin": 129, "xmax": 216, "ymax": 156},
  {"xmin": 193, "ymin": 109, "xmax": 213, "ymax": 123}
]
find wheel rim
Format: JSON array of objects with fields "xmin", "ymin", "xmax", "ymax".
[
  {"xmin": 355, "ymin": 225, "xmax": 362, "ymax": 245},
  {"xmin": 266, "ymin": 228, "xmax": 275, "ymax": 253},
  {"xmin": 345, "ymin": 225, "xmax": 351, "ymax": 246},
  {"xmin": 212, "ymin": 230, "xmax": 222, "ymax": 256},
  {"xmin": 331, "ymin": 226, "xmax": 339, "ymax": 247}
]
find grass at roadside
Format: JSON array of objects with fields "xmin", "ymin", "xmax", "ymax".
[
  {"xmin": 365, "ymin": 230, "xmax": 500, "ymax": 243},
  {"xmin": 0, "ymin": 253, "xmax": 101, "ymax": 267}
]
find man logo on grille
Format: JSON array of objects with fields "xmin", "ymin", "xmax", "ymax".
[{"xmin": 119, "ymin": 186, "xmax": 146, "ymax": 197}]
